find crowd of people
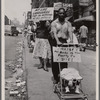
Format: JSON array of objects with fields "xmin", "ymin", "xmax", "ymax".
[{"xmin": 23, "ymin": 8, "xmax": 88, "ymax": 89}]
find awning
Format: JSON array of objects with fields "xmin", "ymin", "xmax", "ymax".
[{"xmin": 74, "ymin": 16, "xmax": 95, "ymax": 22}]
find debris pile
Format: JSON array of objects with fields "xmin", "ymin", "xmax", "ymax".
[{"xmin": 5, "ymin": 41, "xmax": 27, "ymax": 100}]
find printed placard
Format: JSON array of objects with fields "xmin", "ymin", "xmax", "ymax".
[{"xmin": 53, "ymin": 46, "xmax": 81, "ymax": 62}]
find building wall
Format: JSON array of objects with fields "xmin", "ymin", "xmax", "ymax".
[
  {"xmin": 31, "ymin": 0, "xmax": 79, "ymax": 8},
  {"xmin": 79, "ymin": 0, "xmax": 94, "ymax": 17},
  {"xmin": 83, "ymin": 3, "xmax": 94, "ymax": 17},
  {"xmin": 5, "ymin": 15, "xmax": 9, "ymax": 25},
  {"xmin": 80, "ymin": 0, "xmax": 96, "ymax": 46},
  {"xmin": 31, "ymin": 0, "xmax": 47, "ymax": 8}
]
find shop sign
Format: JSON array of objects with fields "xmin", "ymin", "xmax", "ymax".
[
  {"xmin": 32, "ymin": 7, "xmax": 54, "ymax": 22},
  {"xmin": 88, "ymin": 0, "xmax": 93, "ymax": 5},
  {"xmin": 79, "ymin": 0, "xmax": 89, "ymax": 6},
  {"xmin": 54, "ymin": 2, "xmax": 63, "ymax": 11},
  {"xmin": 53, "ymin": 46, "xmax": 81, "ymax": 62},
  {"xmin": 84, "ymin": 4, "xmax": 94, "ymax": 12},
  {"xmin": 63, "ymin": 3, "xmax": 73, "ymax": 11},
  {"xmin": 54, "ymin": 2, "xmax": 73, "ymax": 11}
]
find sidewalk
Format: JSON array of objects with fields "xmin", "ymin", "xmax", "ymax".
[{"xmin": 24, "ymin": 39, "xmax": 58, "ymax": 100}]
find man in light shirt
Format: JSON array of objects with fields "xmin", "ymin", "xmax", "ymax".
[
  {"xmin": 27, "ymin": 22, "xmax": 33, "ymax": 47},
  {"xmin": 51, "ymin": 9, "xmax": 73, "ymax": 44},
  {"xmin": 51, "ymin": 8, "xmax": 73, "ymax": 85},
  {"xmin": 27, "ymin": 21, "xmax": 37, "ymax": 48},
  {"xmin": 79, "ymin": 22, "xmax": 88, "ymax": 51}
]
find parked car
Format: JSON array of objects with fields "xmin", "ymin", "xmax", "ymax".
[
  {"xmin": 5, "ymin": 25, "xmax": 19, "ymax": 36},
  {"xmin": 5, "ymin": 25, "xmax": 12, "ymax": 36},
  {"xmin": 11, "ymin": 26, "xmax": 19, "ymax": 36}
]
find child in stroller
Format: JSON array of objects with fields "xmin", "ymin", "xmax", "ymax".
[{"xmin": 60, "ymin": 68, "xmax": 82, "ymax": 94}]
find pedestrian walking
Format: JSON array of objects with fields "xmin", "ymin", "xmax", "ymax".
[
  {"xmin": 24, "ymin": 27, "xmax": 27, "ymax": 37},
  {"xmin": 27, "ymin": 22, "xmax": 33, "ymax": 48},
  {"xmin": 79, "ymin": 22, "xmax": 88, "ymax": 51},
  {"xmin": 31, "ymin": 21, "xmax": 37, "ymax": 42},
  {"xmin": 33, "ymin": 21, "xmax": 51, "ymax": 72},
  {"xmin": 51, "ymin": 8, "xmax": 73, "ymax": 84}
]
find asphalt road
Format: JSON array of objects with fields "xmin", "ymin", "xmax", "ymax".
[
  {"xmin": 5, "ymin": 35, "xmax": 22, "ymax": 61},
  {"xmin": 5, "ymin": 35, "xmax": 96, "ymax": 100}
]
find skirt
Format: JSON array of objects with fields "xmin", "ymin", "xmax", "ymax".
[{"xmin": 33, "ymin": 38, "xmax": 51, "ymax": 59}]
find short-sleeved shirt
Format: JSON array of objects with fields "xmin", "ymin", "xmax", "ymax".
[
  {"xmin": 79, "ymin": 25, "xmax": 88, "ymax": 38},
  {"xmin": 28, "ymin": 25, "xmax": 32, "ymax": 34},
  {"xmin": 51, "ymin": 18, "xmax": 73, "ymax": 40}
]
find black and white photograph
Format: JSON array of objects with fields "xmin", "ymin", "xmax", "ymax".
[{"xmin": 4, "ymin": 0, "xmax": 98, "ymax": 100}]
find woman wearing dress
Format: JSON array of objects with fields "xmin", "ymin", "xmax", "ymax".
[{"xmin": 33, "ymin": 21, "xmax": 51, "ymax": 72}]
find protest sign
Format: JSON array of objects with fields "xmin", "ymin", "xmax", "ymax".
[
  {"xmin": 32, "ymin": 7, "xmax": 54, "ymax": 22},
  {"xmin": 53, "ymin": 46, "xmax": 81, "ymax": 62}
]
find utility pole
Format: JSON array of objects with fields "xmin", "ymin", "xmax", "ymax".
[
  {"xmin": 31, "ymin": 2, "xmax": 32, "ymax": 19},
  {"xmin": 39, "ymin": 0, "xmax": 46, "ymax": 8},
  {"xmin": 23, "ymin": 12, "xmax": 26, "ymax": 27}
]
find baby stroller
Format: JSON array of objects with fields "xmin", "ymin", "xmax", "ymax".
[{"xmin": 52, "ymin": 43, "xmax": 88, "ymax": 100}]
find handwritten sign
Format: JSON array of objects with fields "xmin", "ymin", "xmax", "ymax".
[
  {"xmin": 32, "ymin": 7, "xmax": 54, "ymax": 22},
  {"xmin": 53, "ymin": 46, "xmax": 81, "ymax": 62}
]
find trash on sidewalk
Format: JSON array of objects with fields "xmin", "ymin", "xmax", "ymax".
[
  {"xmin": 16, "ymin": 81, "xmax": 26, "ymax": 87},
  {"xmin": 6, "ymin": 40, "xmax": 27, "ymax": 99},
  {"xmin": 9, "ymin": 89, "xmax": 19, "ymax": 96},
  {"xmin": 17, "ymin": 58, "xmax": 23, "ymax": 62}
]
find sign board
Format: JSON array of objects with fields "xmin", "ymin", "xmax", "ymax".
[
  {"xmin": 32, "ymin": 7, "xmax": 54, "ymax": 22},
  {"xmin": 63, "ymin": 3, "xmax": 73, "ymax": 11},
  {"xmin": 53, "ymin": 46, "xmax": 81, "ymax": 62},
  {"xmin": 54, "ymin": 2, "xmax": 73, "ymax": 11},
  {"xmin": 54, "ymin": 2, "xmax": 63, "ymax": 11},
  {"xmin": 79, "ymin": 0, "xmax": 89, "ymax": 6}
]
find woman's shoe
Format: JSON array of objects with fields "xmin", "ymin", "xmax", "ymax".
[
  {"xmin": 38, "ymin": 64, "xmax": 43, "ymax": 69},
  {"xmin": 43, "ymin": 59, "xmax": 49, "ymax": 72},
  {"xmin": 43, "ymin": 67, "xmax": 49, "ymax": 72}
]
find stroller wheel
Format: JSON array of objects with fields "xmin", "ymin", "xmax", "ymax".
[
  {"xmin": 60, "ymin": 98, "xmax": 64, "ymax": 100},
  {"xmin": 83, "ymin": 97, "xmax": 88, "ymax": 100},
  {"xmin": 83, "ymin": 47, "xmax": 86, "ymax": 52}
]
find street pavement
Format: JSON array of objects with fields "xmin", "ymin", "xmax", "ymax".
[
  {"xmin": 24, "ymin": 38, "xmax": 59, "ymax": 100},
  {"xmin": 5, "ymin": 34, "xmax": 96, "ymax": 100}
]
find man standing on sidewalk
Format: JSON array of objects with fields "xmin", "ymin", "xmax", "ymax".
[
  {"xmin": 27, "ymin": 22, "xmax": 33, "ymax": 48},
  {"xmin": 51, "ymin": 8, "xmax": 73, "ymax": 84},
  {"xmin": 79, "ymin": 22, "xmax": 88, "ymax": 51}
]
